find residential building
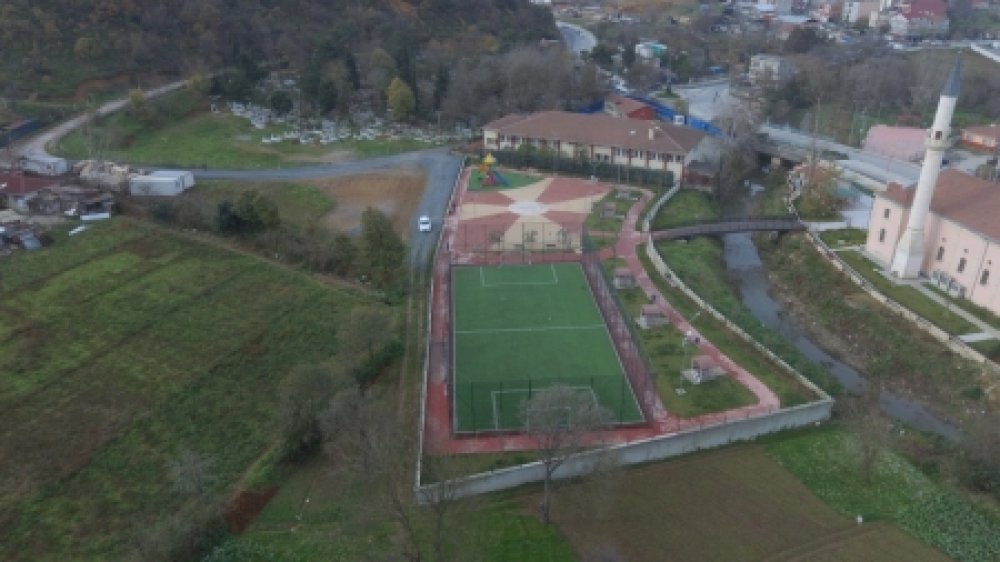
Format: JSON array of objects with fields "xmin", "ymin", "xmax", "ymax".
[
  {"xmin": 889, "ymin": 0, "xmax": 949, "ymax": 38},
  {"xmin": 961, "ymin": 124, "xmax": 1000, "ymax": 151},
  {"xmin": 867, "ymin": 170, "xmax": 1000, "ymax": 314},
  {"xmin": 635, "ymin": 41, "xmax": 667, "ymax": 60},
  {"xmin": 843, "ymin": 0, "xmax": 880, "ymax": 23},
  {"xmin": 748, "ymin": 54, "xmax": 795, "ymax": 89},
  {"xmin": 604, "ymin": 94, "xmax": 657, "ymax": 121},
  {"xmin": 0, "ymin": 172, "xmax": 57, "ymax": 212},
  {"xmin": 482, "ymin": 111, "xmax": 718, "ymax": 184}
]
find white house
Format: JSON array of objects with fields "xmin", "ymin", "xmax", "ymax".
[{"xmin": 21, "ymin": 154, "xmax": 69, "ymax": 176}]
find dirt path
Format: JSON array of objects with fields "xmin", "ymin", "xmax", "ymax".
[{"xmin": 310, "ymin": 170, "xmax": 427, "ymax": 240}]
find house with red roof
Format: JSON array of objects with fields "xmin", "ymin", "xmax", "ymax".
[
  {"xmin": 482, "ymin": 111, "xmax": 719, "ymax": 185},
  {"xmin": 604, "ymin": 94, "xmax": 656, "ymax": 121},
  {"xmin": 889, "ymin": 0, "xmax": 949, "ymax": 38},
  {"xmin": 961, "ymin": 124, "xmax": 1000, "ymax": 152},
  {"xmin": 0, "ymin": 172, "xmax": 58, "ymax": 213},
  {"xmin": 866, "ymin": 169, "xmax": 1000, "ymax": 314}
]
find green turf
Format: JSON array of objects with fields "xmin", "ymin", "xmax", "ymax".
[{"xmin": 451, "ymin": 263, "xmax": 642, "ymax": 431}]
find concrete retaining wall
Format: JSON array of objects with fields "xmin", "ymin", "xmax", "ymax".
[
  {"xmin": 971, "ymin": 44, "xmax": 1000, "ymax": 65},
  {"xmin": 417, "ymin": 399, "xmax": 831, "ymax": 503},
  {"xmin": 804, "ymin": 232, "xmax": 998, "ymax": 369},
  {"xmin": 640, "ymin": 184, "xmax": 681, "ymax": 232},
  {"xmin": 643, "ymin": 240, "xmax": 830, "ymax": 400}
]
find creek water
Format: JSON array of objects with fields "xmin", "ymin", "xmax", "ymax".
[{"xmin": 722, "ymin": 230, "xmax": 961, "ymax": 440}]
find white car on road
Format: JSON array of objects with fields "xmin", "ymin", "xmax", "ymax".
[{"xmin": 418, "ymin": 215, "xmax": 432, "ymax": 232}]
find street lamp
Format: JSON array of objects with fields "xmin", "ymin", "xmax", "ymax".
[{"xmin": 678, "ymin": 311, "xmax": 704, "ymax": 393}]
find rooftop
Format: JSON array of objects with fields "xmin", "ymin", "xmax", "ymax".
[
  {"xmin": 0, "ymin": 172, "xmax": 58, "ymax": 196},
  {"xmin": 484, "ymin": 111, "xmax": 707, "ymax": 154},
  {"xmin": 880, "ymin": 169, "xmax": 1000, "ymax": 242}
]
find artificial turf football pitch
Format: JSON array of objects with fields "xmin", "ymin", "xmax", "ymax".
[{"xmin": 451, "ymin": 263, "xmax": 643, "ymax": 432}]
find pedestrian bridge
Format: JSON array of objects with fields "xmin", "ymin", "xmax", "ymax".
[{"xmin": 650, "ymin": 216, "xmax": 805, "ymax": 241}]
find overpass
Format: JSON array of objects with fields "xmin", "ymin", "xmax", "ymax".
[{"xmin": 651, "ymin": 216, "xmax": 805, "ymax": 241}]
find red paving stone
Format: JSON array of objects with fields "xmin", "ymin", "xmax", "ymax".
[
  {"xmin": 423, "ymin": 172, "xmax": 781, "ymax": 455},
  {"xmin": 536, "ymin": 176, "xmax": 609, "ymax": 204}
]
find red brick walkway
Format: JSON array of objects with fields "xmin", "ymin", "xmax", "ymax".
[{"xmin": 422, "ymin": 177, "xmax": 780, "ymax": 455}]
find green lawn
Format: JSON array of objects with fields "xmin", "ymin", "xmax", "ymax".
[
  {"xmin": 609, "ymin": 274, "xmax": 757, "ymax": 417},
  {"xmin": 650, "ymin": 189, "xmax": 718, "ymax": 230},
  {"xmin": 837, "ymin": 250, "xmax": 977, "ymax": 335},
  {"xmin": 467, "ymin": 168, "xmax": 543, "ymax": 191},
  {"xmin": 926, "ymin": 284, "xmax": 1000, "ymax": 332},
  {"xmin": 819, "ymin": 228, "xmax": 868, "ymax": 248},
  {"xmin": 188, "ymin": 180, "xmax": 335, "ymax": 227},
  {"xmin": 584, "ymin": 190, "xmax": 635, "ymax": 234},
  {"xmin": 643, "ymin": 243, "xmax": 834, "ymax": 401},
  {"xmin": 451, "ymin": 263, "xmax": 642, "ymax": 431},
  {"xmin": 0, "ymin": 219, "xmax": 374, "ymax": 560},
  {"xmin": 53, "ymin": 110, "xmax": 440, "ymax": 169},
  {"xmin": 767, "ymin": 427, "xmax": 1000, "ymax": 561}
]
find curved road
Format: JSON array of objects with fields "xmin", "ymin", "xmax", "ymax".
[
  {"xmin": 193, "ymin": 148, "xmax": 462, "ymax": 267},
  {"xmin": 10, "ymin": 81, "xmax": 462, "ymax": 269}
]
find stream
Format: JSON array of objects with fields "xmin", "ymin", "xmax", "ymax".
[{"xmin": 722, "ymin": 229, "xmax": 962, "ymax": 440}]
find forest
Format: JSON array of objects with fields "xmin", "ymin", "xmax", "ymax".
[{"xmin": 0, "ymin": 0, "xmax": 559, "ymax": 101}]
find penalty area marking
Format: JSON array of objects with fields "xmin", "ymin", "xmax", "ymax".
[
  {"xmin": 479, "ymin": 264, "xmax": 559, "ymax": 287},
  {"xmin": 491, "ymin": 385, "xmax": 600, "ymax": 430}
]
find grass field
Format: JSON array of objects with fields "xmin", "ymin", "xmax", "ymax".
[
  {"xmin": 768, "ymin": 427, "xmax": 1000, "ymax": 561},
  {"xmin": 54, "ymin": 111, "xmax": 438, "ymax": 169},
  {"xmin": 539, "ymin": 443, "xmax": 951, "ymax": 561},
  {"xmin": 0, "ymin": 219, "xmax": 375, "ymax": 560},
  {"xmin": 451, "ymin": 263, "xmax": 642, "ymax": 431},
  {"xmin": 837, "ymin": 250, "xmax": 977, "ymax": 335}
]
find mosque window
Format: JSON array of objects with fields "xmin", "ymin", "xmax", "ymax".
[
  {"xmin": 958, "ymin": 258, "xmax": 967, "ymax": 273},
  {"xmin": 936, "ymin": 246, "xmax": 945, "ymax": 261},
  {"xmin": 879, "ymin": 229, "xmax": 886, "ymax": 242},
  {"xmin": 982, "ymin": 270, "xmax": 990, "ymax": 286}
]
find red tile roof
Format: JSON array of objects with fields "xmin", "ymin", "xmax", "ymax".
[
  {"xmin": 484, "ymin": 111, "xmax": 707, "ymax": 154},
  {"xmin": 607, "ymin": 94, "xmax": 652, "ymax": 117},
  {"xmin": 901, "ymin": 0, "xmax": 948, "ymax": 19},
  {"xmin": 881, "ymin": 169, "xmax": 1000, "ymax": 241},
  {"xmin": 0, "ymin": 172, "xmax": 56, "ymax": 196}
]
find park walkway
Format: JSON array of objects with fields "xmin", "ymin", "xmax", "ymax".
[{"xmin": 421, "ymin": 177, "xmax": 781, "ymax": 455}]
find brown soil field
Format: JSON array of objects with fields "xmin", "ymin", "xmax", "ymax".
[
  {"xmin": 528, "ymin": 446, "xmax": 950, "ymax": 562},
  {"xmin": 312, "ymin": 170, "xmax": 427, "ymax": 240}
]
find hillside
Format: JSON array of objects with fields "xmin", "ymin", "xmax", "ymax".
[{"xmin": 0, "ymin": 0, "xmax": 557, "ymax": 100}]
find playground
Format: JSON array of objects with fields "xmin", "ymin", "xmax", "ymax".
[
  {"xmin": 451, "ymin": 263, "xmax": 644, "ymax": 432},
  {"xmin": 467, "ymin": 153, "xmax": 540, "ymax": 191}
]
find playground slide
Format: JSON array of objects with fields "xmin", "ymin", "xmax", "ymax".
[{"xmin": 491, "ymin": 170, "xmax": 509, "ymax": 187}]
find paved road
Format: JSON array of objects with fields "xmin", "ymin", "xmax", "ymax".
[
  {"xmin": 10, "ymin": 80, "xmax": 189, "ymax": 160},
  {"xmin": 556, "ymin": 21, "xmax": 596, "ymax": 56},
  {"xmin": 674, "ymin": 82, "xmax": 737, "ymax": 123},
  {"xmin": 195, "ymin": 148, "xmax": 463, "ymax": 267}
]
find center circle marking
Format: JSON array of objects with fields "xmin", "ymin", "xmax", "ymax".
[{"xmin": 509, "ymin": 201, "xmax": 548, "ymax": 216}]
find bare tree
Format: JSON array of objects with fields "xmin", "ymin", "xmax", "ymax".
[
  {"xmin": 167, "ymin": 449, "xmax": 214, "ymax": 496},
  {"xmin": 843, "ymin": 384, "xmax": 889, "ymax": 484},
  {"xmin": 523, "ymin": 384, "xmax": 612, "ymax": 524}
]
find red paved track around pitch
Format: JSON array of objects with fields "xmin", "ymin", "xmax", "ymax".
[{"xmin": 422, "ymin": 171, "xmax": 781, "ymax": 455}]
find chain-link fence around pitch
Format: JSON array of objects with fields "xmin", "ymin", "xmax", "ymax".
[{"xmin": 448, "ymin": 261, "xmax": 647, "ymax": 434}]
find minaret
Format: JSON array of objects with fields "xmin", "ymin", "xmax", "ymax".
[{"xmin": 890, "ymin": 59, "xmax": 961, "ymax": 279}]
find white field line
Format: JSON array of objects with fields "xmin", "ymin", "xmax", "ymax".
[
  {"xmin": 478, "ymin": 264, "xmax": 561, "ymax": 287},
  {"xmin": 490, "ymin": 386, "xmax": 598, "ymax": 429},
  {"xmin": 455, "ymin": 324, "xmax": 606, "ymax": 335}
]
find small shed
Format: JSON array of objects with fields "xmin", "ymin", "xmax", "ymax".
[
  {"xmin": 613, "ymin": 267, "xmax": 637, "ymax": 289},
  {"xmin": 602, "ymin": 202, "xmax": 617, "ymax": 218},
  {"xmin": 129, "ymin": 170, "xmax": 196, "ymax": 196},
  {"xmin": 682, "ymin": 355, "xmax": 725, "ymax": 384},
  {"xmin": 22, "ymin": 153, "xmax": 69, "ymax": 176},
  {"xmin": 637, "ymin": 304, "xmax": 667, "ymax": 329}
]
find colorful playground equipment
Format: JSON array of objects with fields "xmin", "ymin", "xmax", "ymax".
[{"xmin": 479, "ymin": 152, "xmax": 509, "ymax": 187}]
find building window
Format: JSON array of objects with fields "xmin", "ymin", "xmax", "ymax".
[
  {"xmin": 883, "ymin": 208, "xmax": 890, "ymax": 219},
  {"xmin": 982, "ymin": 270, "xmax": 991, "ymax": 286},
  {"xmin": 958, "ymin": 258, "xmax": 967, "ymax": 273},
  {"xmin": 635, "ymin": 150, "xmax": 644, "ymax": 159},
  {"xmin": 936, "ymin": 246, "xmax": 945, "ymax": 261},
  {"xmin": 879, "ymin": 228, "xmax": 886, "ymax": 242},
  {"xmin": 934, "ymin": 131, "xmax": 942, "ymax": 140}
]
